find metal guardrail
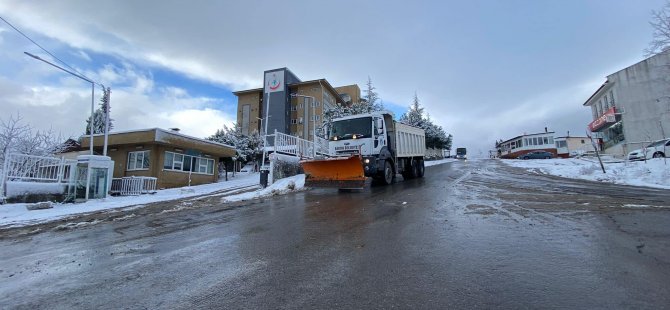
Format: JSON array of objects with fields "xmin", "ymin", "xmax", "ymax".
[{"xmin": 110, "ymin": 176, "xmax": 157, "ymax": 196}]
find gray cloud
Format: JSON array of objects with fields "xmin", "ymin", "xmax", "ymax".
[{"xmin": 0, "ymin": 0, "xmax": 664, "ymax": 154}]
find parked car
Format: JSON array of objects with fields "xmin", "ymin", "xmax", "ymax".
[
  {"xmin": 518, "ymin": 151, "xmax": 553, "ymax": 160},
  {"xmin": 628, "ymin": 138, "xmax": 670, "ymax": 161}
]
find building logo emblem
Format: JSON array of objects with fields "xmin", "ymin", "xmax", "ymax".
[
  {"xmin": 268, "ymin": 74, "xmax": 281, "ymax": 90},
  {"xmin": 264, "ymin": 71, "xmax": 284, "ymax": 93}
]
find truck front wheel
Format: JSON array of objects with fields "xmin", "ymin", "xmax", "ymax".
[{"xmin": 381, "ymin": 160, "xmax": 394, "ymax": 185}]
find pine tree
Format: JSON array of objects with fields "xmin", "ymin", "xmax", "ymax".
[
  {"xmin": 207, "ymin": 123, "xmax": 264, "ymax": 163},
  {"xmin": 399, "ymin": 92, "xmax": 425, "ymax": 127},
  {"xmin": 363, "ymin": 76, "xmax": 382, "ymax": 112},
  {"xmin": 85, "ymin": 87, "xmax": 113, "ymax": 135},
  {"xmin": 346, "ymin": 76, "xmax": 384, "ymax": 115},
  {"xmin": 399, "ymin": 92, "xmax": 452, "ymax": 150}
]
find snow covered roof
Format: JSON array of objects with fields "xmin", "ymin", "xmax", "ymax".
[{"xmin": 499, "ymin": 131, "xmax": 555, "ymax": 144}]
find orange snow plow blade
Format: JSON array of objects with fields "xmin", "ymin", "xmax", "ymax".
[{"xmin": 301, "ymin": 156, "xmax": 367, "ymax": 189}]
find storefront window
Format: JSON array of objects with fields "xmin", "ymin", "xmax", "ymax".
[{"xmin": 602, "ymin": 121, "xmax": 625, "ymax": 149}]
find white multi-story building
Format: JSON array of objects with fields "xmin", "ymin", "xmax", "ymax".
[{"xmin": 583, "ymin": 51, "xmax": 670, "ymax": 156}]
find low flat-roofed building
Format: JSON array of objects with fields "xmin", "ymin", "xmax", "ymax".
[
  {"xmin": 81, "ymin": 128, "xmax": 236, "ymax": 189},
  {"xmin": 496, "ymin": 131, "xmax": 556, "ymax": 159},
  {"xmin": 554, "ymin": 136, "xmax": 595, "ymax": 158}
]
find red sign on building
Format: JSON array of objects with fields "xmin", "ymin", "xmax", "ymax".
[{"xmin": 588, "ymin": 107, "xmax": 616, "ymax": 132}]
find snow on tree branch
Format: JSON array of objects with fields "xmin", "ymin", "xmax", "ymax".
[
  {"xmin": 645, "ymin": 1, "xmax": 670, "ymax": 57},
  {"xmin": 207, "ymin": 124, "xmax": 264, "ymax": 163},
  {"xmin": 0, "ymin": 113, "xmax": 71, "ymax": 168},
  {"xmin": 399, "ymin": 92, "xmax": 452, "ymax": 150},
  {"xmin": 85, "ymin": 86, "xmax": 113, "ymax": 135}
]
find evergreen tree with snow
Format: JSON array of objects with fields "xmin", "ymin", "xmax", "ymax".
[
  {"xmin": 346, "ymin": 76, "xmax": 384, "ymax": 115},
  {"xmin": 399, "ymin": 92, "xmax": 452, "ymax": 150},
  {"xmin": 208, "ymin": 124, "xmax": 264, "ymax": 163},
  {"xmin": 399, "ymin": 92, "xmax": 425, "ymax": 128},
  {"xmin": 85, "ymin": 87, "xmax": 113, "ymax": 135}
]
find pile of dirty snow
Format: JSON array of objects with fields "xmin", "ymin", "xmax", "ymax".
[
  {"xmin": 223, "ymin": 174, "xmax": 306, "ymax": 203},
  {"xmin": 504, "ymin": 158, "xmax": 670, "ymax": 189}
]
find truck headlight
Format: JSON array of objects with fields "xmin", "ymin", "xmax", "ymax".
[{"xmin": 364, "ymin": 158, "xmax": 370, "ymax": 164}]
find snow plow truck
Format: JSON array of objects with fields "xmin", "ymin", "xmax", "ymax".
[{"xmin": 301, "ymin": 111, "xmax": 426, "ymax": 189}]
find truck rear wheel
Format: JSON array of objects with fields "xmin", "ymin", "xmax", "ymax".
[
  {"xmin": 417, "ymin": 159, "xmax": 425, "ymax": 178},
  {"xmin": 402, "ymin": 159, "xmax": 418, "ymax": 179}
]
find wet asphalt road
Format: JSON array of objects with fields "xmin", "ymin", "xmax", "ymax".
[{"xmin": 1, "ymin": 159, "xmax": 670, "ymax": 309}]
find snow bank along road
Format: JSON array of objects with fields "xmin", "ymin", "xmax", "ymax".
[{"xmin": 1, "ymin": 159, "xmax": 670, "ymax": 308}]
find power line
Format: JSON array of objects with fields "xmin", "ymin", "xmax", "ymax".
[{"xmin": 0, "ymin": 15, "xmax": 92, "ymax": 81}]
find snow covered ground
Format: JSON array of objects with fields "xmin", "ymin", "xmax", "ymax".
[
  {"xmin": 0, "ymin": 172, "xmax": 262, "ymax": 228},
  {"xmin": 0, "ymin": 158, "xmax": 458, "ymax": 228},
  {"xmin": 504, "ymin": 158, "xmax": 670, "ymax": 189}
]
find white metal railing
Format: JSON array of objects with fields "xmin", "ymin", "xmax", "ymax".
[
  {"xmin": 273, "ymin": 130, "xmax": 317, "ymax": 159},
  {"xmin": 2, "ymin": 153, "xmax": 76, "ymax": 183},
  {"xmin": 110, "ymin": 176, "xmax": 157, "ymax": 196}
]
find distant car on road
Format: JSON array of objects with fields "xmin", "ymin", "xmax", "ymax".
[
  {"xmin": 518, "ymin": 151, "xmax": 553, "ymax": 160},
  {"xmin": 628, "ymin": 138, "xmax": 670, "ymax": 161}
]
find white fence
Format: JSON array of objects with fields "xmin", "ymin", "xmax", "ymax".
[
  {"xmin": 2, "ymin": 153, "xmax": 76, "ymax": 183},
  {"xmin": 273, "ymin": 130, "xmax": 320, "ymax": 159},
  {"xmin": 110, "ymin": 177, "xmax": 157, "ymax": 196},
  {"xmin": 1, "ymin": 153, "xmax": 77, "ymax": 199}
]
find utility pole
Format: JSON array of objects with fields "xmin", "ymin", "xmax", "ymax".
[{"xmin": 586, "ymin": 130, "xmax": 606, "ymax": 174}]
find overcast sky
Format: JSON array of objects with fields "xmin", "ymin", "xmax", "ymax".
[{"xmin": 0, "ymin": 0, "xmax": 665, "ymax": 156}]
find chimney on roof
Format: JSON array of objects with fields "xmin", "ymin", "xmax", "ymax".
[
  {"xmin": 544, "ymin": 127, "xmax": 548, "ymax": 133},
  {"xmin": 170, "ymin": 128, "xmax": 180, "ymax": 132},
  {"xmin": 567, "ymin": 130, "xmax": 570, "ymax": 137}
]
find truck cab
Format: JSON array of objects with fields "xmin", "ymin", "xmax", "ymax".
[
  {"xmin": 327, "ymin": 111, "xmax": 424, "ymax": 184},
  {"xmin": 328, "ymin": 112, "xmax": 394, "ymax": 178}
]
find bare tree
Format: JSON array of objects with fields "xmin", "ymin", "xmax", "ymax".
[
  {"xmin": 0, "ymin": 113, "xmax": 31, "ymax": 165},
  {"xmin": 645, "ymin": 1, "xmax": 670, "ymax": 57},
  {"xmin": 0, "ymin": 113, "xmax": 69, "ymax": 168}
]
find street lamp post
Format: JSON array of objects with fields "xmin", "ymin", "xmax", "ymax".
[
  {"xmin": 256, "ymin": 116, "xmax": 264, "ymax": 172},
  {"xmin": 25, "ymin": 52, "xmax": 99, "ymax": 155},
  {"xmin": 25, "ymin": 52, "xmax": 111, "ymax": 201}
]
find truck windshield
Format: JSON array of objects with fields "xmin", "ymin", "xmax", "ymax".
[
  {"xmin": 456, "ymin": 148, "xmax": 467, "ymax": 155},
  {"xmin": 329, "ymin": 117, "xmax": 372, "ymax": 141}
]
